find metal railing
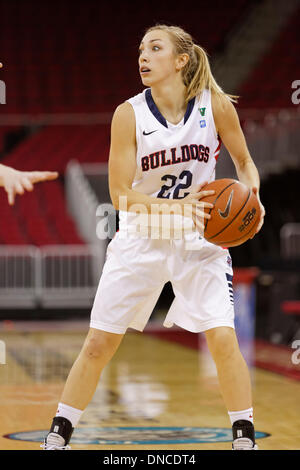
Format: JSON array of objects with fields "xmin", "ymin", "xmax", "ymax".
[
  {"xmin": 0, "ymin": 246, "xmax": 38, "ymax": 308},
  {"xmin": 0, "ymin": 245, "xmax": 102, "ymax": 308}
]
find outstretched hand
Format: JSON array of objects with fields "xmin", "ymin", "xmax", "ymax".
[{"xmin": 0, "ymin": 165, "xmax": 59, "ymax": 205}]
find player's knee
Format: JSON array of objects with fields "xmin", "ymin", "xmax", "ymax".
[
  {"xmin": 83, "ymin": 335, "xmax": 104, "ymax": 359},
  {"xmin": 206, "ymin": 327, "xmax": 238, "ymax": 361},
  {"xmin": 83, "ymin": 330, "xmax": 122, "ymax": 361}
]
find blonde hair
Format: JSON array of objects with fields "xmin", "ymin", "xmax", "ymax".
[{"xmin": 145, "ymin": 24, "xmax": 238, "ymax": 104}]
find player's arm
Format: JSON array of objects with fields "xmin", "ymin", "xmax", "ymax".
[
  {"xmin": 211, "ymin": 92, "xmax": 265, "ymax": 234},
  {"xmin": 109, "ymin": 102, "xmax": 213, "ymax": 223},
  {"xmin": 0, "ymin": 164, "xmax": 58, "ymax": 205},
  {"xmin": 108, "ymin": 102, "xmax": 139, "ymax": 210}
]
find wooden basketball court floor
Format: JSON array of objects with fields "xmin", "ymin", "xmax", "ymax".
[{"xmin": 0, "ymin": 318, "xmax": 299, "ymax": 451}]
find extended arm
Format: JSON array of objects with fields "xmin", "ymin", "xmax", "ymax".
[{"xmin": 212, "ymin": 93, "xmax": 265, "ymax": 234}]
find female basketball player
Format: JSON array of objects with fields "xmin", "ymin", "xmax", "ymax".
[
  {"xmin": 43, "ymin": 25, "xmax": 265, "ymax": 450},
  {"xmin": 0, "ymin": 163, "xmax": 58, "ymax": 204}
]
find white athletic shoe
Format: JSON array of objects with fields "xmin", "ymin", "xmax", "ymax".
[
  {"xmin": 232, "ymin": 437, "xmax": 258, "ymax": 450},
  {"xmin": 40, "ymin": 432, "xmax": 71, "ymax": 450}
]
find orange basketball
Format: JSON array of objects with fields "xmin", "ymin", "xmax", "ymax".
[{"xmin": 198, "ymin": 178, "xmax": 261, "ymax": 247}]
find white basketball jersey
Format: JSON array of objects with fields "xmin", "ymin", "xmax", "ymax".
[{"xmin": 118, "ymin": 87, "xmax": 221, "ymax": 236}]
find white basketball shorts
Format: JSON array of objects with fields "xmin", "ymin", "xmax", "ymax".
[{"xmin": 90, "ymin": 231, "xmax": 235, "ymax": 334}]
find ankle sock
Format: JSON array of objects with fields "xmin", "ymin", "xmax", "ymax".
[
  {"xmin": 55, "ymin": 402, "xmax": 83, "ymax": 427},
  {"xmin": 228, "ymin": 407, "xmax": 253, "ymax": 426}
]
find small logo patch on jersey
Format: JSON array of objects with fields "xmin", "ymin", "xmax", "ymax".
[
  {"xmin": 143, "ymin": 129, "xmax": 158, "ymax": 136},
  {"xmin": 199, "ymin": 120, "xmax": 206, "ymax": 128},
  {"xmin": 199, "ymin": 107, "xmax": 206, "ymax": 116}
]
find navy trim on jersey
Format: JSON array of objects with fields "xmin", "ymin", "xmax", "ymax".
[
  {"xmin": 184, "ymin": 96, "xmax": 196, "ymax": 124},
  {"xmin": 145, "ymin": 89, "xmax": 196, "ymax": 128},
  {"xmin": 145, "ymin": 89, "xmax": 168, "ymax": 127}
]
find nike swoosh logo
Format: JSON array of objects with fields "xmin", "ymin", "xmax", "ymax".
[
  {"xmin": 143, "ymin": 130, "xmax": 158, "ymax": 136},
  {"xmin": 218, "ymin": 190, "xmax": 234, "ymax": 219}
]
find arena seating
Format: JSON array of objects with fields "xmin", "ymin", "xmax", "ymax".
[
  {"xmin": 1, "ymin": 125, "xmax": 111, "ymax": 174},
  {"xmin": 0, "ymin": 126, "xmax": 24, "ymax": 154},
  {"xmin": 0, "ymin": 122, "xmax": 112, "ymax": 246},
  {"xmin": 0, "ymin": 0, "xmax": 249, "ymax": 114},
  {"xmin": 238, "ymin": 5, "xmax": 300, "ymax": 108},
  {"xmin": 0, "ymin": 179, "xmax": 85, "ymax": 245}
]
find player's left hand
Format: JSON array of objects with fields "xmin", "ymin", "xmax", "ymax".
[
  {"xmin": 0, "ymin": 165, "xmax": 59, "ymax": 205},
  {"xmin": 251, "ymin": 187, "xmax": 265, "ymax": 237}
]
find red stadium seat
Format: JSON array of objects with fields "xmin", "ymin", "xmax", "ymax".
[
  {"xmin": 0, "ymin": 178, "xmax": 85, "ymax": 246},
  {"xmin": 238, "ymin": 6, "xmax": 300, "ymax": 109},
  {"xmin": 0, "ymin": 0, "xmax": 249, "ymax": 114}
]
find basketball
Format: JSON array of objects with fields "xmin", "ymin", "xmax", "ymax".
[{"xmin": 199, "ymin": 178, "xmax": 261, "ymax": 247}]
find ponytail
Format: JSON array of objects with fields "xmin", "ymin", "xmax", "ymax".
[
  {"xmin": 185, "ymin": 44, "xmax": 238, "ymax": 104},
  {"xmin": 145, "ymin": 24, "xmax": 239, "ymax": 104}
]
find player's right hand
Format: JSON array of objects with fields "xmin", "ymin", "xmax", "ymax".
[{"xmin": 180, "ymin": 181, "xmax": 215, "ymax": 235}]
